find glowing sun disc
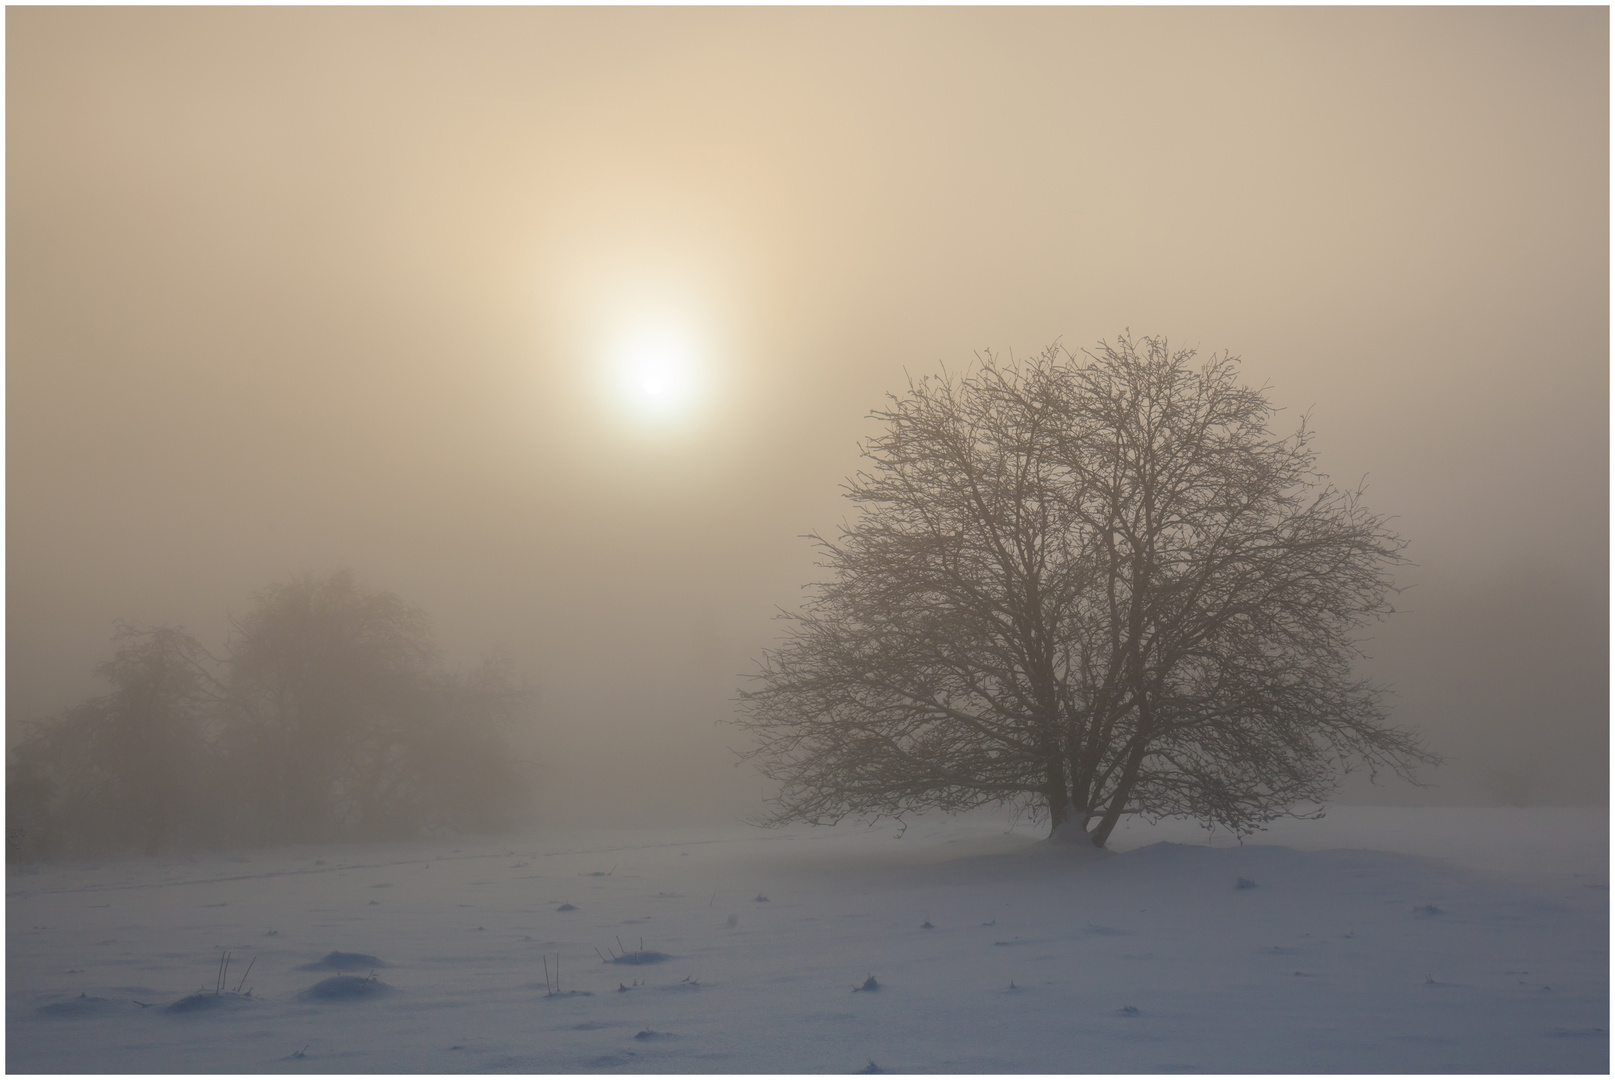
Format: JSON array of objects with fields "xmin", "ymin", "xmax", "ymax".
[{"xmin": 614, "ymin": 332, "xmax": 699, "ymax": 420}]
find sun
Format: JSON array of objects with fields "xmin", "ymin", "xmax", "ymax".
[{"xmin": 612, "ymin": 330, "xmax": 701, "ymax": 422}]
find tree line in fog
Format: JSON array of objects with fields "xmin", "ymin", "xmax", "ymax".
[{"xmin": 7, "ymin": 570, "xmax": 533, "ymax": 861}]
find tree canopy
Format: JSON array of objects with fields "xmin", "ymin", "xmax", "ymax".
[{"xmin": 738, "ymin": 335, "xmax": 1436, "ymax": 846}]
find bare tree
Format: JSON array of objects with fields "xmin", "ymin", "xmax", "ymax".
[
  {"xmin": 225, "ymin": 570, "xmax": 533, "ymax": 843},
  {"xmin": 9, "ymin": 571, "xmax": 536, "ymax": 860},
  {"xmin": 738, "ymin": 335, "xmax": 1436, "ymax": 846},
  {"xmin": 224, "ymin": 571, "xmax": 434, "ymax": 842},
  {"xmin": 8, "ymin": 624, "xmax": 220, "ymax": 858},
  {"xmin": 402, "ymin": 655, "xmax": 536, "ymax": 833}
]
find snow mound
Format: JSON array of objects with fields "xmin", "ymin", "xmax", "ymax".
[
  {"xmin": 299, "ymin": 950, "xmax": 390, "ymax": 971},
  {"xmin": 163, "ymin": 991, "xmax": 254, "ymax": 1015},
  {"xmin": 607, "ymin": 950, "xmax": 672, "ymax": 965},
  {"xmin": 297, "ymin": 975, "xmax": 396, "ymax": 1001}
]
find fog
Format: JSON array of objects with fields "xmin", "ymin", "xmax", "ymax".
[{"xmin": 8, "ymin": 7, "xmax": 1607, "ymax": 829}]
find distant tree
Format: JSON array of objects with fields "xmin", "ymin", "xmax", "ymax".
[
  {"xmin": 403, "ymin": 655, "xmax": 536, "ymax": 833},
  {"xmin": 6, "ymin": 747, "xmax": 56, "ymax": 862},
  {"xmin": 225, "ymin": 571, "xmax": 436, "ymax": 842},
  {"xmin": 7, "ymin": 624, "xmax": 218, "ymax": 858},
  {"xmin": 224, "ymin": 570, "xmax": 532, "ymax": 843},
  {"xmin": 9, "ymin": 571, "xmax": 537, "ymax": 861},
  {"xmin": 739, "ymin": 335, "xmax": 1437, "ymax": 846}
]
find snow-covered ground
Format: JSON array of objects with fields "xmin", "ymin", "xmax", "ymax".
[{"xmin": 7, "ymin": 807, "xmax": 1607, "ymax": 1073}]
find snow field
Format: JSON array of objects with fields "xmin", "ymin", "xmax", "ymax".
[{"xmin": 6, "ymin": 807, "xmax": 1607, "ymax": 1073}]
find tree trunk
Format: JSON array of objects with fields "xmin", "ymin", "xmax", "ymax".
[
  {"xmin": 1047, "ymin": 795, "xmax": 1096, "ymax": 844},
  {"xmin": 1085, "ymin": 700, "xmax": 1149, "ymax": 852}
]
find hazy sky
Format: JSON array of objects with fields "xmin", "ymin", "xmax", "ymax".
[{"xmin": 8, "ymin": 7, "xmax": 1608, "ymax": 821}]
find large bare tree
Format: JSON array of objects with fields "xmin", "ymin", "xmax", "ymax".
[{"xmin": 738, "ymin": 335, "xmax": 1435, "ymax": 846}]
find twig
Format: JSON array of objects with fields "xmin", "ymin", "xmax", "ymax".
[
  {"xmin": 543, "ymin": 954, "xmax": 551, "ymax": 994},
  {"xmin": 234, "ymin": 956, "xmax": 255, "ymax": 994}
]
